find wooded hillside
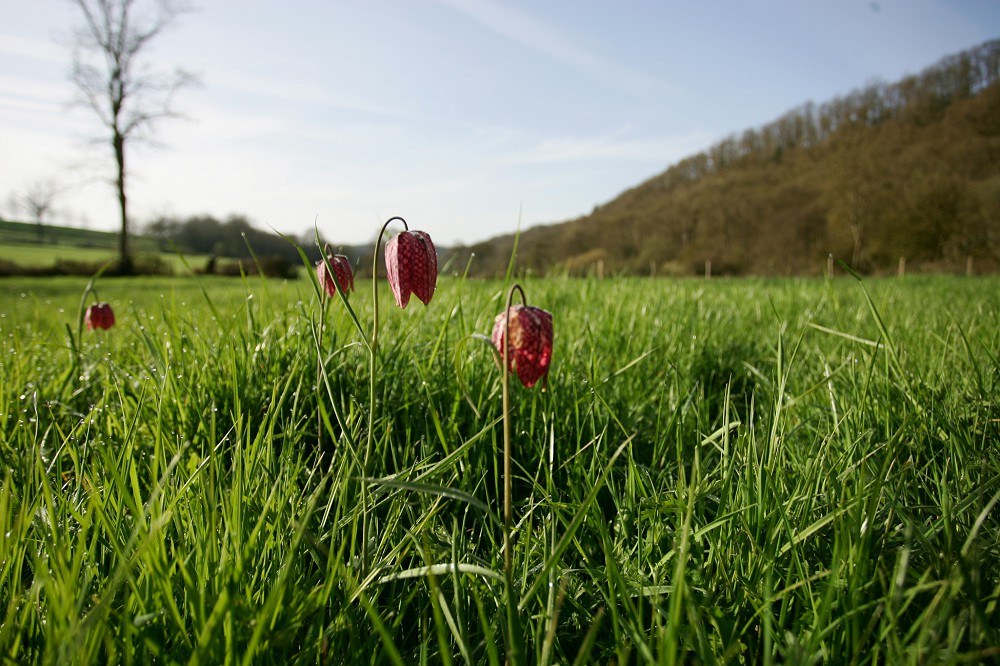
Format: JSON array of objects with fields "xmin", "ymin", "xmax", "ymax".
[{"xmin": 459, "ymin": 40, "xmax": 1000, "ymax": 277}]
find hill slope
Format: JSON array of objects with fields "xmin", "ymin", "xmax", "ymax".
[{"xmin": 461, "ymin": 40, "xmax": 1000, "ymax": 277}]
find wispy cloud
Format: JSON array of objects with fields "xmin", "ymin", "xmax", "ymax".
[
  {"xmin": 493, "ymin": 127, "xmax": 714, "ymax": 165},
  {"xmin": 0, "ymin": 73, "xmax": 73, "ymax": 106},
  {"xmin": 209, "ymin": 71, "xmax": 417, "ymax": 121},
  {"xmin": 0, "ymin": 33, "xmax": 65, "ymax": 62},
  {"xmin": 428, "ymin": 0, "xmax": 682, "ymax": 100}
]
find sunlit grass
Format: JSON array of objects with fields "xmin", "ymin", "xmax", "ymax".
[
  {"xmin": 0, "ymin": 243, "xmax": 210, "ymax": 274},
  {"xmin": 0, "ymin": 273, "xmax": 998, "ymax": 663}
]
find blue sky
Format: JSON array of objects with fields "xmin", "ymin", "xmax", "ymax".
[{"xmin": 2, "ymin": 0, "xmax": 998, "ymax": 247}]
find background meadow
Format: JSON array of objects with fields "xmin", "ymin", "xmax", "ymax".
[{"xmin": 1, "ymin": 272, "xmax": 998, "ymax": 664}]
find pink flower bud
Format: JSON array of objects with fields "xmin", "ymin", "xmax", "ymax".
[
  {"xmin": 317, "ymin": 252, "xmax": 355, "ymax": 298},
  {"xmin": 84, "ymin": 302, "xmax": 116, "ymax": 331},
  {"xmin": 492, "ymin": 304, "xmax": 553, "ymax": 388},
  {"xmin": 385, "ymin": 230, "xmax": 437, "ymax": 308}
]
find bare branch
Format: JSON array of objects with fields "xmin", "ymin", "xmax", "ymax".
[{"xmin": 19, "ymin": 179, "xmax": 62, "ymax": 224}]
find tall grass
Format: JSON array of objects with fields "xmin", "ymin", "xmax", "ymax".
[{"xmin": 0, "ymin": 273, "xmax": 997, "ymax": 664}]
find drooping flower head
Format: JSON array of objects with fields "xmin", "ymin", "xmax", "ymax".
[
  {"xmin": 317, "ymin": 249, "xmax": 355, "ymax": 298},
  {"xmin": 385, "ymin": 230, "xmax": 437, "ymax": 308},
  {"xmin": 84, "ymin": 302, "xmax": 116, "ymax": 330},
  {"xmin": 492, "ymin": 304, "xmax": 553, "ymax": 389}
]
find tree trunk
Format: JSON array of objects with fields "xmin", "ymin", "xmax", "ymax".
[{"xmin": 114, "ymin": 129, "xmax": 133, "ymax": 275}]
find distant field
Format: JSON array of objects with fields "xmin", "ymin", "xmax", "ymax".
[
  {"xmin": 0, "ymin": 241, "xmax": 215, "ymax": 273},
  {"xmin": 0, "ymin": 218, "xmax": 158, "ymax": 250},
  {"xmin": 0, "ymin": 220, "xmax": 210, "ymax": 272}
]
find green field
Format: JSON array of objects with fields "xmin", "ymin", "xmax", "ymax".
[
  {"xmin": 1, "ymin": 271, "xmax": 998, "ymax": 663},
  {"xmin": 0, "ymin": 242, "xmax": 213, "ymax": 274},
  {"xmin": 0, "ymin": 220, "xmax": 212, "ymax": 274}
]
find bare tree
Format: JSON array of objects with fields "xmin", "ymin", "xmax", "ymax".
[
  {"xmin": 19, "ymin": 179, "xmax": 62, "ymax": 241},
  {"xmin": 68, "ymin": 0, "xmax": 194, "ymax": 274}
]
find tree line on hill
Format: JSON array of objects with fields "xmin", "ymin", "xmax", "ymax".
[
  {"xmin": 142, "ymin": 214, "xmax": 463, "ymax": 278},
  {"xmin": 143, "ymin": 214, "xmax": 356, "ymax": 277},
  {"xmin": 145, "ymin": 214, "xmax": 296, "ymax": 273},
  {"xmin": 457, "ymin": 40, "xmax": 1000, "ymax": 277}
]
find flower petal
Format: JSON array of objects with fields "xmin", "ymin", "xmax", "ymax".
[
  {"xmin": 492, "ymin": 304, "xmax": 553, "ymax": 388},
  {"xmin": 385, "ymin": 233, "xmax": 410, "ymax": 308},
  {"xmin": 385, "ymin": 230, "xmax": 437, "ymax": 308},
  {"xmin": 318, "ymin": 253, "xmax": 355, "ymax": 298},
  {"xmin": 409, "ymin": 231, "xmax": 437, "ymax": 305},
  {"xmin": 85, "ymin": 302, "xmax": 115, "ymax": 330}
]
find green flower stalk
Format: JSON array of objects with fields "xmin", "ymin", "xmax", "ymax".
[
  {"xmin": 492, "ymin": 283, "xmax": 554, "ymax": 665},
  {"xmin": 311, "ymin": 218, "xmax": 437, "ymax": 574},
  {"xmin": 363, "ymin": 217, "xmax": 437, "ymax": 568}
]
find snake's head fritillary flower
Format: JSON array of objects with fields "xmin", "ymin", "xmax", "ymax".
[
  {"xmin": 385, "ymin": 230, "xmax": 437, "ymax": 308},
  {"xmin": 317, "ymin": 251, "xmax": 355, "ymax": 298},
  {"xmin": 84, "ymin": 302, "xmax": 116, "ymax": 331},
  {"xmin": 492, "ymin": 304, "xmax": 553, "ymax": 389}
]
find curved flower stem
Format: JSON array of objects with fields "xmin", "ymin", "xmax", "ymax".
[
  {"xmin": 502, "ymin": 282, "xmax": 526, "ymax": 666},
  {"xmin": 316, "ymin": 243, "xmax": 332, "ymax": 452},
  {"xmin": 319, "ymin": 243, "xmax": 369, "ymax": 349},
  {"xmin": 76, "ymin": 269, "xmax": 106, "ymax": 344},
  {"xmin": 61, "ymin": 274, "xmax": 103, "ymax": 397},
  {"xmin": 316, "ymin": 281, "xmax": 327, "ymax": 452},
  {"xmin": 316, "ymin": 243, "xmax": 368, "ymax": 451},
  {"xmin": 362, "ymin": 216, "xmax": 408, "ymax": 572}
]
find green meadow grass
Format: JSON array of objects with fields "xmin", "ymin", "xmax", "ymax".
[
  {"xmin": 0, "ymin": 242, "xmax": 210, "ymax": 274},
  {"xmin": 0, "ymin": 272, "xmax": 997, "ymax": 664}
]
